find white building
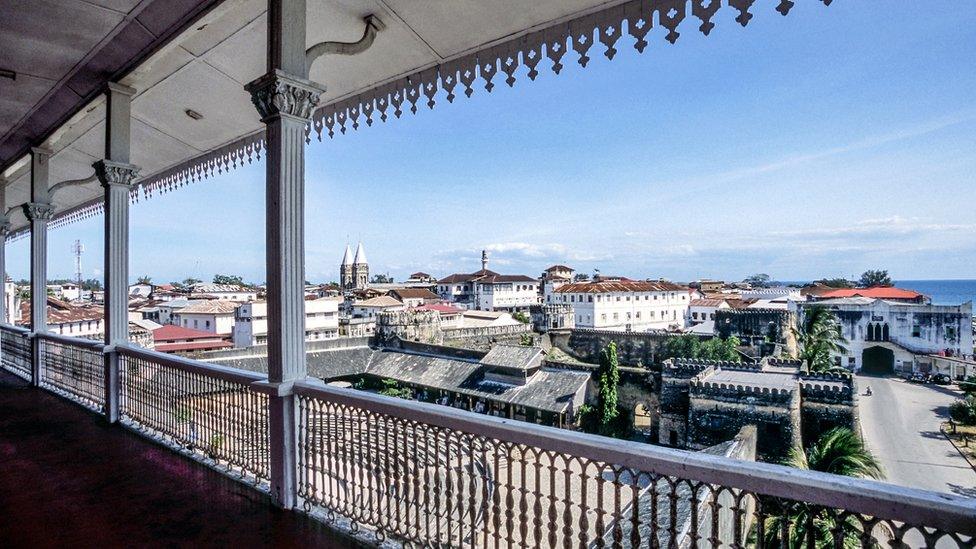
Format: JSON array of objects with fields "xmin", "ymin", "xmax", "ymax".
[
  {"xmin": 233, "ymin": 297, "xmax": 340, "ymax": 347},
  {"xmin": 352, "ymin": 296, "xmax": 406, "ymax": 319},
  {"xmin": 688, "ymin": 298, "xmax": 731, "ymax": 325},
  {"xmin": 541, "ymin": 264, "xmax": 575, "ymax": 302},
  {"xmin": 190, "ymin": 283, "xmax": 258, "ymax": 302},
  {"xmin": 793, "ymin": 297, "xmax": 974, "ymax": 374},
  {"xmin": 437, "ymin": 250, "xmax": 539, "ymax": 311},
  {"xmin": 552, "ymin": 278, "xmax": 690, "ymax": 331},
  {"xmin": 174, "ymin": 300, "xmax": 237, "ymax": 336}
]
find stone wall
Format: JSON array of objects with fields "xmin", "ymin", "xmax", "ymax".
[
  {"xmin": 798, "ymin": 372, "xmax": 858, "ymax": 446},
  {"xmin": 714, "ymin": 308, "xmax": 795, "ymax": 355},
  {"xmin": 442, "ymin": 323, "xmax": 532, "ymax": 351},
  {"xmin": 687, "ymin": 390, "xmax": 801, "ymax": 462},
  {"xmin": 549, "ymin": 328, "xmax": 673, "ymax": 366},
  {"xmin": 377, "ymin": 309, "xmax": 442, "ymax": 344}
]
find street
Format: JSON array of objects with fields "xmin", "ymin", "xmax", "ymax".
[{"xmin": 857, "ymin": 374, "xmax": 976, "ymax": 498}]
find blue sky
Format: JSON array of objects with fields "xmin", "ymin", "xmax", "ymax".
[{"xmin": 6, "ymin": 1, "xmax": 976, "ymax": 285}]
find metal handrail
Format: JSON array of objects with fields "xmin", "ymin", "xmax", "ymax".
[
  {"xmin": 0, "ymin": 323, "xmax": 32, "ymax": 336},
  {"xmin": 116, "ymin": 343, "xmax": 266, "ymax": 385},
  {"xmin": 293, "ymin": 378, "xmax": 976, "ymax": 536},
  {"xmin": 32, "ymin": 331, "xmax": 105, "ymax": 350}
]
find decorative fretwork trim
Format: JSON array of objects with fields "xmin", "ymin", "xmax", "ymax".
[{"xmin": 11, "ymin": 0, "xmax": 829, "ymax": 242}]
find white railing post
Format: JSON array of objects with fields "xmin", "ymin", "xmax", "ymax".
[
  {"xmin": 95, "ymin": 82, "xmax": 139, "ymax": 424},
  {"xmin": 245, "ymin": 0, "xmax": 322, "ymax": 510},
  {"xmin": 0, "ymin": 179, "xmax": 8, "ymax": 367},
  {"xmin": 26, "ymin": 147, "xmax": 54, "ymax": 386}
]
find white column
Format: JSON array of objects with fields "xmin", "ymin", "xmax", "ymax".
[
  {"xmin": 245, "ymin": 0, "xmax": 322, "ymax": 509},
  {"xmin": 26, "ymin": 148, "xmax": 54, "ymax": 386},
  {"xmin": 94, "ymin": 82, "xmax": 139, "ymax": 424},
  {"xmin": 0, "ymin": 180, "xmax": 9, "ymax": 327}
]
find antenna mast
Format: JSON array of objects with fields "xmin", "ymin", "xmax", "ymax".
[{"xmin": 72, "ymin": 239, "xmax": 84, "ymax": 300}]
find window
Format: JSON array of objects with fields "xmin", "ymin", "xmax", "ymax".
[
  {"xmin": 626, "ymin": 312, "xmax": 631, "ymax": 320},
  {"xmin": 626, "ymin": 296, "xmax": 630, "ymax": 301},
  {"xmin": 587, "ymin": 295, "xmax": 593, "ymax": 302},
  {"xmin": 912, "ymin": 324, "xmax": 921, "ymax": 337},
  {"xmin": 693, "ymin": 312, "xmax": 699, "ymax": 320},
  {"xmin": 613, "ymin": 312, "xmax": 619, "ymax": 320},
  {"xmin": 636, "ymin": 311, "xmax": 641, "ymax": 319},
  {"xmin": 601, "ymin": 313, "xmax": 606, "ymax": 321},
  {"xmin": 616, "ymin": 296, "xmax": 621, "ymax": 302}
]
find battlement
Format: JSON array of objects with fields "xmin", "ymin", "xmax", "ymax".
[
  {"xmin": 765, "ymin": 357, "xmax": 804, "ymax": 369},
  {"xmin": 799, "ymin": 375, "xmax": 854, "ymax": 403},
  {"xmin": 689, "ymin": 378, "xmax": 795, "ymax": 404},
  {"xmin": 663, "ymin": 358, "xmax": 759, "ymax": 378}
]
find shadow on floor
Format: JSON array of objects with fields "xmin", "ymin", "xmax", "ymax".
[{"xmin": 0, "ymin": 370, "xmax": 360, "ymax": 548}]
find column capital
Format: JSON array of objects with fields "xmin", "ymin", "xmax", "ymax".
[
  {"xmin": 245, "ymin": 70, "xmax": 324, "ymax": 122},
  {"xmin": 23, "ymin": 202, "xmax": 54, "ymax": 222},
  {"xmin": 93, "ymin": 159, "xmax": 140, "ymax": 188}
]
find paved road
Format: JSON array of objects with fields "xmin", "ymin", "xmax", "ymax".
[{"xmin": 857, "ymin": 374, "xmax": 976, "ymax": 498}]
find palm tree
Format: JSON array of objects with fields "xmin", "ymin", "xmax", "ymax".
[
  {"xmin": 793, "ymin": 306, "xmax": 849, "ymax": 373},
  {"xmin": 763, "ymin": 428, "xmax": 884, "ymax": 547}
]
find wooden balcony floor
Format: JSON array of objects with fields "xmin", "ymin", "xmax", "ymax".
[{"xmin": 0, "ymin": 370, "xmax": 359, "ymax": 548}]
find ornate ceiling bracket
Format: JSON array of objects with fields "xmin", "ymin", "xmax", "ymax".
[
  {"xmin": 305, "ymin": 15, "xmax": 385, "ymax": 76},
  {"xmin": 245, "ymin": 70, "xmax": 325, "ymax": 122},
  {"xmin": 93, "ymin": 159, "xmax": 141, "ymax": 188}
]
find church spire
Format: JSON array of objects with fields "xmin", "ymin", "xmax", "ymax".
[
  {"xmin": 353, "ymin": 242, "xmax": 367, "ymax": 264},
  {"xmin": 341, "ymin": 244, "xmax": 353, "ymax": 266}
]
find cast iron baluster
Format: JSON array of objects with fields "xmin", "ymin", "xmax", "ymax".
[
  {"xmin": 505, "ymin": 443, "xmax": 516, "ymax": 544},
  {"xmin": 611, "ymin": 468, "xmax": 623, "ymax": 549},
  {"xmin": 467, "ymin": 434, "xmax": 478, "ymax": 548},
  {"xmin": 709, "ymin": 487, "xmax": 721, "ymax": 548},
  {"xmin": 520, "ymin": 448, "xmax": 531, "ymax": 548},
  {"xmin": 548, "ymin": 454, "xmax": 559, "ymax": 548},
  {"xmin": 594, "ymin": 466, "xmax": 606, "ymax": 549},
  {"xmin": 578, "ymin": 460, "xmax": 590, "ymax": 548},
  {"xmin": 562, "ymin": 456, "xmax": 574, "ymax": 548}
]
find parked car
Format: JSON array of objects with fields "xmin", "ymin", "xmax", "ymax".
[
  {"xmin": 930, "ymin": 373, "xmax": 952, "ymax": 385},
  {"xmin": 907, "ymin": 372, "xmax": 928, "ymax": 383}
]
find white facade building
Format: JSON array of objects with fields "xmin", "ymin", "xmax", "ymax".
[
  {"xmin": 233, "ymin": 297, "xmax": 340, "ymax": 347},
  {"xmin": 793, "ymin": 297, "xmax": 974, "ymax": 374},
  {"xmin": 437, "ymin": 250, "xmax": 539, "ymax": 311},
  {"xmin": 189, "ymin": 283, "xmax": 258, "ymax": 302},
  {"xmin": 688, "ymin": 298, "xmax": 731, "ymax": 325},
  {"xmin": 174, "ymin": 300, "xmax": 237, "ymax": 336},
  {"xmin": 352, "ymin": 296, "xmax": 406, "ymax": 319},
  {"xmin": 553, "ymin": 278, "xmax": 690, "ymax": 331}
]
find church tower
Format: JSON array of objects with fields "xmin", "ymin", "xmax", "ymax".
[
  {"xmin": 340, "ymin": 244, "xmax": 354, "ymax": 290},
  {"xmin": 352, "ymin": 242, "xmax": 369, "ymax": 289}
]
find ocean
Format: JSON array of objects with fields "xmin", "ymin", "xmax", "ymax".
[{"xmin": 894, "ymin": 280, "xmax": 976, "ymax": 307}]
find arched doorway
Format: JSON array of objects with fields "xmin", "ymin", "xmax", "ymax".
[{"xmin": 862, "ymin": 346, "xmax": 895, "ymax": 375}]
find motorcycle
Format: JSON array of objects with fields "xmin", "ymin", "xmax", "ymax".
[{"xmin": 864, "ymin": 386, "xmax": 872, "ymax": 396}]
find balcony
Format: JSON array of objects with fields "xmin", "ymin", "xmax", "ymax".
[
  {"xmin": 2, "ymin": 0, "xmax": 975, "ymax": 546},
  {"xmin": 1, "ymin": 325, "xmax": 973, "ymax": 547}
]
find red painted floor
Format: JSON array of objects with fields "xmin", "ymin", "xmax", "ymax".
[{"xmin": 0, "ymin": 370, "xmax": 358, "ymax": 548}]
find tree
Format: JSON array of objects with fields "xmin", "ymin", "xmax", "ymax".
[
  {"xmin": 136, "ymin": 275, "xmax": 152, "ymax": 285},
  {"xmin": 949, "ymin": 396, "xmax": 976, "ymax": 425},
  {"xmin": 596, "ymin": 341, "xmax": 620, "ymax": 427},
  {"xmin": 213, "ymin": 274, "xmax": 245, "ymax": 286},
  {"xmin": 793, "ymin": 306, "xmax": 848, "ymax": 373},
  {"xmin": 181, "ymin": 277, "xmax": 202, "ymax": 287},
  {"xmin": 662, "ymin": 334, "xmax": 741, "ymax": 363},
  {"xmin": 573, "ymin": 273, "xmax": 590, "ymax": 282},
  {"xmin": 858, "ymin": 269, "xmax": 892, "ymax": 288},
  {"xmin": 370, "ymin": 273, "xmax": 393, "ymax": 284},
  {"xmin": 813, "ymin": 278, "xmax": 853, "ymax": 289},
  {"xmin": 512, "ymin": 311, "xmax": 531, "ymax": 324},
  {"xmin": 764, "ymin": 428, "xmax": 883, "ymax": 547},
  {"xmin": 744, "ymin": 273, "xmax": 772, "ymax": 288}
]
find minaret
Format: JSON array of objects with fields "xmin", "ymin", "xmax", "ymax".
[
  {"xmin": 481, "ymin": 249, "xmax": 489, "ymax": 271},
  {"xmin": 340, "ymin": 244, "xmax": 353, "ymax": 290},
  {"xmin": 353, "ymin": 242, "xmax": 369, "ymax": 289}
]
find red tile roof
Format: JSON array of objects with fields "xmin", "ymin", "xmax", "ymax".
[
  {"xmin": 437, "ymin": 269, "xmax": 536, "ymax": 284},
  {"xmin": 154, "ymin": 340, "xmax": 233, "ymax": 353},
  {"xmin": 153, "ymin": 325, "xmax": 224, "ymax": 342},
  {"xmin": 554, "ymin": 279, "xmax": 688, "ymax": 294},
  {"xmin": 818, "ymin": 286, "xmax": 924, "ymax": 301}
]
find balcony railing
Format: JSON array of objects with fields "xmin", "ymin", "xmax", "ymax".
[
  {"xmin": 2, "ymin": 323, "xmax": 974, "ymax": 547},
  {"xmin": 36, "ymin": 332, "xmax": 105, "ymax": 413},
  {"xmin": 0, "ymin": 324, "xmax": 31, "ymax": 380},
  {"xmin": 118, "ymin": 344, "xmax": 271, "ymax": 484}
]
